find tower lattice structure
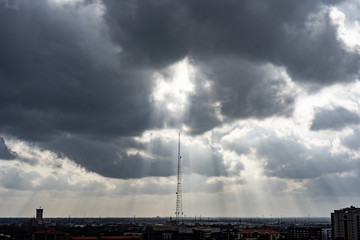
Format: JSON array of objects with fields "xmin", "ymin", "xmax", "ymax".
[{"xmin": 175, "ymin": 133, "xmax": 183, "ymax": 224}]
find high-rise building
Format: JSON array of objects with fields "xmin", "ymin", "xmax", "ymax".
[
  {"xmin": 36, "ymin": 208, "xmax": 44, "ymax": 225},
  {"xmin": 331, "ymin": 206, "xmax": 360, "ymax": 240}
]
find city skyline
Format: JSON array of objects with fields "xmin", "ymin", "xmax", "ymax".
[{"xmin": 1, "ymin": 0, "xmax": 360, "ymax": 218}]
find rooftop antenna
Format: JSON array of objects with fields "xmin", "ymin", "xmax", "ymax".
[{"xmin": 175, "ymin": 132, "xmax": 183, "ymax": 225}]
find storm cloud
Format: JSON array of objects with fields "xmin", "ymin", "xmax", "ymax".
[
  {"xmin": 342, "ymin": 129, "xmax": 360, "ymax": 150},
  {"xmin": 0, "ymin": 137, "xmax": 16, "ymax": 160},
  {"xmin": 0, "ymin": 1, "xmax": 158, "ymax": 178},
  {"xmin": 311, "ymin": 106, "xmax": 360, "ymax": 131},
  {"xmin": 257, "ymin": 137, "xmax": 352, "ymax": 179},
  {"xmin": 1, "ymin": 0, "xmax": 360, "ymax": 218},
  {"xmin": 103, "ymin": 0, "xmax": 360, "ymax": 84}
]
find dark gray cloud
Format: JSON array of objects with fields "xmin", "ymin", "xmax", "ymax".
[
  {"xmin": 184, "ymin": 0, "xmax": 358, "ymax": 85},
  {"xmin": 190, "ymin": 58, "xmax": 294, "ymax": 122},
  {"xmin": 0, "ymin": 0, "xmax": 359, "ymax": 180},
  {"xmin": 103, "ymin": 0, "xmax": 360, "ymax": 84},
  {"xmin": 183, "ymin": 145, "xmax": 228, "ymax": 177},
  {"xmin": 103, "ymin": 0, "xmax": 360, "ymax": 135},
  {"xmin": 40, "ymin": 135, "xmax": 229, "ymax": 179},
  {"xmin": 0, "ymin": 163, "xmax": 224, "ymax": 196},
  {"xmin": 342, "ymin": 129, "xmax": 360, "ymax": 150},
  {"xmin": 257, "ymin": 137, "xmax": 351, "ymax": 179},
  {"xmin": 0, "ymin": 167, "xmax": 36, "ymax": 190},
  {"xmin": 41, "ymin": 136, "xmax": 176, "ymax": 179},
  {"xmin": 180, "ymin": 57, "xmax": 295, "ymax": 135},
  {"xmin": 184, "ymin": 85, "xmax": 221, "ymax": 135},
  {"xmin": 311, "ymin": 107, "xmax": 360, "ymax": 131},
  {"xmin": 0, "ymin": 1, "xmax": 159, "ymax": 178},
  {"xmin": 305, "ymin": 167, "xmax": 360, "ymax": 198},
  {"xmin": 103, "ymin": 0, "xmax": 188, "ymax": 69},
  {"xmin": 0, "ymin": 137, "xmax": 16, "ymax": 160},
  {"xmin": 0, "ymin": 1, "xmax": 152, "ymax": 140},
  {"xmin": 221, "ymin": 127, "xmax": 355, "ymax": 180},
  {"xmin": 222, "ymin": 136, "xmax": 251, "ymax": 156}
]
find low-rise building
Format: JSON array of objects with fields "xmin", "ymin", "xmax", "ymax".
[
  {"xmin": 238, "ymin": 229, "xmax": 280, "ymax": 240},
  {"xmin": 287, "ymin": 226, "xmax": 322, "ymax": 240}
]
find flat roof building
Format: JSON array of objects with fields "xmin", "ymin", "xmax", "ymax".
[
  {"xmin": 332, "ymin": 206, "xmax": 360, "ymax": 240},
  {"xmin": 36, "ymin": 208, "xmax": 44, "ymax": 225}
]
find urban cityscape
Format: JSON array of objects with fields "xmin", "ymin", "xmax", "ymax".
[
  {"xmin": 2, "ymin": 0, "xmax": 360, "ymax": 240},
  {"xmin": 0, "ymin": 206, "xmax": 359, "ymax": 240}
]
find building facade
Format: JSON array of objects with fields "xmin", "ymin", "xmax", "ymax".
[
  {"xmin": 322, "ymin": 228, "xmax": 332, "ymax": 240},
  {"xmin": 36, "ymin": 208, "xmax": 44, "ymax": 225},
  {"xmin": 332, "ymin": 206, "xmax": 360, "ymax": 240},
  {"xmin": 238, "ymin": 229, "xmax": 280, "ymax": 240},
  {"xmin": 287, "ymin": 226, "xmax": 322, "ymax": 240}
]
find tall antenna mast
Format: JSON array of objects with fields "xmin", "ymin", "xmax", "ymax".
[{"xmin": 175, "ymin": 132, "xmax": 183, "ymax": 225}]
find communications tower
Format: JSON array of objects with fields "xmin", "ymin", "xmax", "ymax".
[{"xmin": 175, "ymin": 133, "xmax": 183, "ymax": 224}]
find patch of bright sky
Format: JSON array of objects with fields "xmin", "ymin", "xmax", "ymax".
[
  {"xmin": 295, "ymin": 82, "xmax": 360, "ymax": 127},
  {"xmin": 47, "ymin": 0, "xmax": 103, "ymax": 21},
  {"xmin": 48, "ymin": 0, "xmax": 84, "ymax": 5},
  {"xmin": 330, "ymin": 5, "xmax": 360, "ymax": 52},
  {"xmin": 152, "ymin": 57, "xmax": 195, "ymax": 116},
  {"xmin": 134, "ymin": 129, "xmax": 177, "ymax": 143}
]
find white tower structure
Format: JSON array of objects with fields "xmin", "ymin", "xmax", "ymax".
[{"xmin": 175, "ymin": 133, "xmax": 183, "ymax": 224}]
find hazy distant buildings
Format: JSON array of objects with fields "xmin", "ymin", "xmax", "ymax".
[{"xmin": 332, "ymin": 206, "xmax": 360, "ymax": 240}]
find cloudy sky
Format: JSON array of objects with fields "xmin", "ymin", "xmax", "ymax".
[{"xmin": 1, "ymin": 0, "xmax": 360, "ymax": 218}]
